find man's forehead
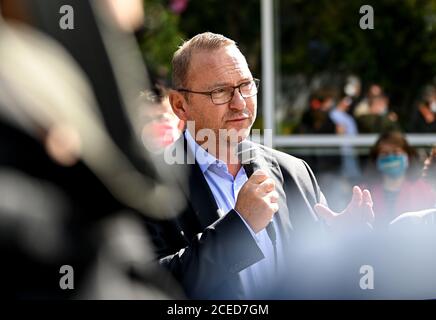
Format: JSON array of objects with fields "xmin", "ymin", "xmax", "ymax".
[
  {"xmin": 188, "ymin": 46, "xmax": 251, "ymax": 85},
  {"xmin": 191, "ymin": 46, "xmax": 247, "ymax": 69}
]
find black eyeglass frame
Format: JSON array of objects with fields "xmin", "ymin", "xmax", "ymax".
[{"xmin": 176, "ymin": 78, "xmax": 260, "ymax": 105}]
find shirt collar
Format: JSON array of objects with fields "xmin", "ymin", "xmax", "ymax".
[{"xmin": 184, "ymin": 130, "xmax": 223, "ymax": 173}]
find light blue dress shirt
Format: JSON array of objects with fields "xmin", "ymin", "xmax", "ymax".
[{"xmin": 185, "ymin": 130, "xmax": 281, "ymax": 298}]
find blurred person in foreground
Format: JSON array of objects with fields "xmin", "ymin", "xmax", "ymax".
[
  {"xmin": 145, "ymin": 32, "xmax": 376, "ymax": 300},
  {"xmin": 364, "ymin": 132, "xmax": 435, "ymax": 229},
  {"xmin": 0, "ymin": 0, "xmax": 183, "ymax": 299}
]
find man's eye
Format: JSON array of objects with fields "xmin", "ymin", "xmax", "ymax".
[{"xmin": 213, "ymin": 88, "xmax": 228, "ymax": 94}]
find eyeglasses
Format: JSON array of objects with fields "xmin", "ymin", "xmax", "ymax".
[{"xmin": 177, "ymin": 79, "xmax": 260, "ymax": 105}]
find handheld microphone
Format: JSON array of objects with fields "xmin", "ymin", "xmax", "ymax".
[{"xmin": 236, "ymin": 141, "xmax": 277, "ymax": 245}]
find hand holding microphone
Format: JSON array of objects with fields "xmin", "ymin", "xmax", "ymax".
[
  {"xmin": 235, "ymin": 141, "xmax": 279, "ymax": 235},
  {"xmin": 235, "ymin": 169, "xmax": 279, "ymax": 233}
]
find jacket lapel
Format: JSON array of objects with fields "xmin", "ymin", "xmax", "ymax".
[
  {"xmin": 169, "ymin": 135, "xmax": 220, "ymax": 230},
  {"xmin": 252, "ymin": 143, "xmax": 294, "ymax": 244},
  {"xmin": 187, "ymin": 159, "xmax": 220, "ymax": 229}
]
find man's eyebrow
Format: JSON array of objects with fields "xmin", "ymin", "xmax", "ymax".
[{"xmin": 207, "ymin": 78, "xmax": 252, "ymax": 90}]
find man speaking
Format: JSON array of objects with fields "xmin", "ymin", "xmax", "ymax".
[{"xmin": 145, "ymin": 32, "xmax": 374, "ymax": 299}]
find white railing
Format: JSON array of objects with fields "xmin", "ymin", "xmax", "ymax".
[{"xmin": 272, "ymin": 134, "xmax": 436, "ymax": 147}]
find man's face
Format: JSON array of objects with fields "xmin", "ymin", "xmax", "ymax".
[{"xmin": 182, "ymin": 46, "xmax": 257, "ymax": 144}]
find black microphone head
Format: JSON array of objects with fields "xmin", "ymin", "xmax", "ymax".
[{"xmin": 236, "ymin": 140, "xmax": 260, "ymax": 178}]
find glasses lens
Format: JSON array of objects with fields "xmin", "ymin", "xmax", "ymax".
[
  {"xmin": 211, "ymin": 87, "xmax": 233, "ymax": 104},
  {"xmin": 240, "ymin": 80, "xmax": 258, "ymax": 97},
  {"xmin": 210, "ymin": 80, "xmax": 259, "ymax": 105}
]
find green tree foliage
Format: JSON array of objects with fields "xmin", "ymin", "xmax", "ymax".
[
  {"xmin": 139, "ymin": 0, "xmax": 185, "ymax": 82},
  {"xmin": 139, "ymin": 0, "xmax": 261, "ymax": 83},
  {"xmin": 279, "ymin": 0, "xmax": 436, "ymax": 119},
  {"xmin": 138, "ymin": 0, "xmax": 436, "ymax": 126}
]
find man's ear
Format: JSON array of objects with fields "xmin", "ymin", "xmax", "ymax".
[{"xmin": 169, "ymin": 90, "xmax": 188, "ymax": 121}]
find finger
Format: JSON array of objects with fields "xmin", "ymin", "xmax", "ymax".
[
  {"xmin": 270, "ymin": 202, "xmax": 279, "ymax": 213},
  {"xmin": 267, "ymin": 190, "xmax": 279, "ymax": 203},
  {"xmin": 258, "ymin": 178, "xmax": 275, "ymax": 193},
  {"xmin": 363, "ymin": 202, "xmax": 375, "ymax": 223},
  {"xmin": 362, "ymin": 189, "xmax": 373, "ymax": 207},
  {"xmin": 249, "ymin": 169, "xmax": 269, "ymax": 184},
  {"xmin": 350, "ymin": 185, "xmax": 363, "ymax": 207},
  {"xmin": 314, "ymin": 203, "xmax": 337, "ymax": 223}
]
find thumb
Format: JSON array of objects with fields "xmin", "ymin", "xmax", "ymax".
[{"xmin": 314, "ymin": 203, "xmax": 337, "ymax": 223}]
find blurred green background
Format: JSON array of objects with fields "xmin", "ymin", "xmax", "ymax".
[{"xmin": 138, "ymin": 0, "xmax": 436, "ymax": 132}]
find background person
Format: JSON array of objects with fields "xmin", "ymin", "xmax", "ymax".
[
  {"xmin": 138, "ymin": 86, "xmax": 185, "ymax": 152},
  {"xmin": 364, "ymin": 131, "xmax": 434, "ymax": 228},
  {"xmin": 356, "ymin": 94, "xmax": 400, "ymax": 133}
]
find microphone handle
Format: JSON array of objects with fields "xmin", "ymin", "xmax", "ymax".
[
  {"xmin": 266, "ymin": 222, "xmax": 276, "ymax": 245},
  {"xmin": 242, "ymin": 163, "xmax": 276, "ymax": 245}
]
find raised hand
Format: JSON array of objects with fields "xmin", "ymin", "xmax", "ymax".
[{"xmin": 314, "ymin": 186, "xmax": 375, "ymax": 230}]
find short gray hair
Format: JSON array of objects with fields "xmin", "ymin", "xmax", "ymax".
[{"xmin": 172, "ymin": 32, "xmax": 236, "ymax": 89}]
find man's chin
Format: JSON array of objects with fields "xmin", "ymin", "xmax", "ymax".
[{"xmin": 221, "ymin": 127, "xmax": 251, "ymax": 144}]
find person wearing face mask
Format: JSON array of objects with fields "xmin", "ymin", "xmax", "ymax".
[
  {"xmin": 389, "ymin": 146, "xmax": 436, "ymax": 226},
  {"xmin": 364, "ymin": 131, "xmax": 435, "ymax": 228}
]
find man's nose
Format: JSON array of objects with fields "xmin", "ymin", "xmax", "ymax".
[{"xmin": 229, "ymin": 89, "xmax": 246, "ymax": 110}]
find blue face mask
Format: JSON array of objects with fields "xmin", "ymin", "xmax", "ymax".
[{"xmin": 376, "ymin": 154, "xmax": 409, "ymax": 178}]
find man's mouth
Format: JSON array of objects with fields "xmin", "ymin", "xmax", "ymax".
[{"xmin": 227, "ymin": 116, "xmax": 249, "ymax": 122}]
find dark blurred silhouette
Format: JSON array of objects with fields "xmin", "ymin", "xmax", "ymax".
[
  {"xmin": 297, "ymin": 90, "xmax": 336, "ymax": 134},
  {"xmin": 409, "ymin": 99, "xmax": 436, "ymax": 133},
  {"xmin": 0, "ymin": 0, "xmax": 184, "ymax": 299},
  {"xmin": 356, "ymin": 94, "xmax": 400, "ymax": 133}
]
